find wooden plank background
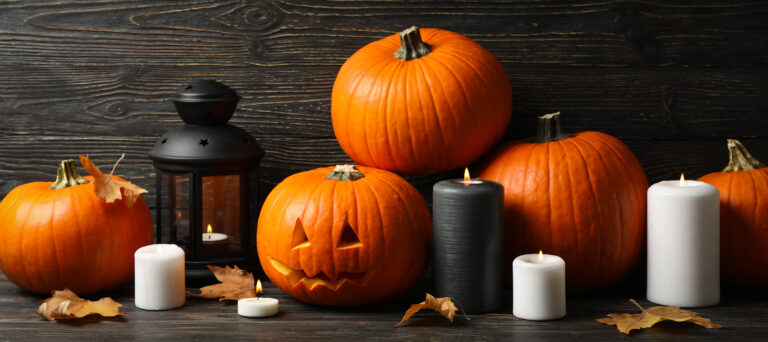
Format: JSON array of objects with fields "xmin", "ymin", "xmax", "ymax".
[{"xmin": 1, "ymin": 0, "xmax": 767, "ymax": 210}]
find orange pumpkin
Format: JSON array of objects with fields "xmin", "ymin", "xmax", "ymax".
[
  {"xmin": 0, "ymin": 160, "xmax": 153, "ymax": 295},
  {"xmin": 332, "ymin": 26, "xmax": 512, "ymax": 175},
  {"xmin": 699, "ymin": 139, "xmax": 768, "ymax": 290},
  {"xmin": 257, "ymin": 165, "xmax": 432, "ymax": 305},
  {"xmin": 476, "ymin": 112, "xmax": 648, "ymax": 292}
]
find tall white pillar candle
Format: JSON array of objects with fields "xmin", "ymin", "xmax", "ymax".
[
  {"xmin": 512, "ymin": 253, "xmax": 566, "ymax": 320},
  {"xmin": 647, "ymin": 178, "xmax": 719, "ymax": 307},
  {"xmin": 135, "ymin": 244, "xmax": 186, "ymax": 310}
]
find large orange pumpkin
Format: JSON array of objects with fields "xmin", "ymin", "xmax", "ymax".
[
  {"xmin": 476, "ymin": 112, "xmax": 648, "ymax": 292},
  {"xmin": 0, "ymin": 160, "xmax": 153, "ymax": 294},
  {"xmin": 699, "ymin": 139, "xmax": 768, "ymax": 290},
  {"xmin": 332, "ymin": 26, "xmax": 513, "ymax": 175},
  {"xmin": 257, "ymin": 165, "xmax": 432, "ymax": 305}
]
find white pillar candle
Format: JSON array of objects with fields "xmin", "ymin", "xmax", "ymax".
[
  {"xmin": 134, "ymin": 244, "xmax": 186, "ymax": 310},
  {"xmin": 512, "ymin": 252, "xmax": 566, "ymax": 320},
  {"xmin": 647, "ymin": 177, "xmax": 719, "ymax": 307},
  {"xmin": 238, "ymin": 297, "xmax": 279, "ymax": 318}
]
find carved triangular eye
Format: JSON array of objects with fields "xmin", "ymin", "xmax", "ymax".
[
  {"xmin": 337, "ymin": 218, "xmax": 362, "ymax": 249},
  {"xmin": 290, "ymin": 218, "xmax": 310, "ymax": 250}
]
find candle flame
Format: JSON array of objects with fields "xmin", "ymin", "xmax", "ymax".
[
  {"xmin": 256, "ymin": 279, "xmax": 263, "ymax": 297},
  {"xmin": 464, "ymin": 168, "xmax": 470, "ymax": 181},
  {"xmin": 176, "ymin": 211, "xmax": 182, "ymax": 220},
  {"xmin": 680, "ymin": 173, "xmax": 685, "ymax": 186},
  {"xmin": 207, "ymin": 224, "xmax": 213, "ymax": 234},
  {"xmin": 538, "ymin": 250, "xmax": 544, "ymax": 263}
]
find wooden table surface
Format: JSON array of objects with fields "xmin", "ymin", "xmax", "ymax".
[{"xmin": 1, "ymin": 271, "xmax": 766, "ymax": 341}]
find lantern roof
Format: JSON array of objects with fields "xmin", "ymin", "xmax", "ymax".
[{"xmin": 149, "ymin": 80, "xmax": 264, "ymax": 173}]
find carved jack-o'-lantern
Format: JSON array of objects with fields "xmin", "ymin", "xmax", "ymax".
[{"xmin": 257, "ymin": 165, "xmax": 432, "ymax": 305}]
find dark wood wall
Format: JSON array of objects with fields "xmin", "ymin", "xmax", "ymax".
[{"xmin": 1, "ymin": 0, "xmax": 767, "ymax": 209}]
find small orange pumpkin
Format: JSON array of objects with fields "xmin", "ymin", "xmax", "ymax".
[
  {"xmin": 476, "ymin": 112, "xmax": 648, "ymax": 292},
  {"xmin": 257, "ymin": 165, "xmax": 432, "ymax": 305},
  {"xmin": 699, "ymin": 139, "xmax": 768, "ymax": 290},
  {"xmin": 332, "ymin": 26, "xmax": 513, "ymax": 175},
  {"xmin": 0, "ymin": 160, "xmax": 153, "ymax": 294}
]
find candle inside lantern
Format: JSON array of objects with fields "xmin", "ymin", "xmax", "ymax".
[
  {"xmin": 647, "ymin": 173, "xmax": 719, "ymax": 307},
  {"xmin": 432, "ymin": 168, "xmax": 503, "ymax": 313},
  {"xmin": 238, "ymin": 280, "xmax": 279, "ymax": 318},
  {"xmin": 134, "ymin": 244, "xmax": 186, "ymax": 310},
  {"xmin": 202, "ymin": 224, "xmax": 228, "ymax": 244},
  {"xmin": 512, "ymin": 250, "xmax": 566, "ymax": 320}
]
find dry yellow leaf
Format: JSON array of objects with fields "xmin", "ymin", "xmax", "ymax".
[
  {"xmin": 394, "ymin": 293, "xmax": 469, "ymax": 327},
  {"xmin": 187, "ymin": 265, "xmax": 257, "ymax": 301},
  {"xmin": 597, "ymin": 299, "xmax": 722, "ymax": 334},
  {"xmin": 37, "ymin": 289, "xmax": 123, "ymax": 321},
  {"xmin": 79, "ymin": 154, "xmax": 147, "ymax": 208}
]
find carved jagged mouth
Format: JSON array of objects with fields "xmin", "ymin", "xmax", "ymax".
[{"xmin": 269, "ymin": 257, "xmax": 372, "ymax": 290}]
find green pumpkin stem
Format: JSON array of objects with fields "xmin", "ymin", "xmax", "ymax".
[
  {"xmin": 395, "ymin": 26, "xmax": 431, "ymax": 61},
  {"xmin": 326, "ymin": 165, "xmax": 365, "ymax": 181},
  {"xmin": 723, "ymin": 139, "xmax": 765, "ymax": 172},
  {"xmin": 535, "ymin": 111, "xmax": 568, "ymax": 143},
  {"xmin": 50, "ymin": 159, "xmax": 89, "ymax": 189}
]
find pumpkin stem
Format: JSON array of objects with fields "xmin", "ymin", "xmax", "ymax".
[
  {"xmin": 723, "ymin": 139, "xmax": 765, "ymax": 172},
  {"xmin": 50, "ymin": 159, "xmax": 89, "ymax": 189},
  {"xmin": 395, "ymin": 26, "xmax": 431, "ymax": 61},
  {"xmin": 535, "ymin": 111, "xmax": 568, "ymax": 143},
  {"xmin": 326, "ymin": 165, "xmax": 365, "ymax": 181}
]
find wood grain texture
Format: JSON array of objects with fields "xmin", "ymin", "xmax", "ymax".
[
  {"xmin": 3, "ymin": 64, "xmax": 766, "ymax": 140},
  {"xmin": 1, "ymin": 271, "xmax": 767, "ymax": 341},
  {"xmin": 1, "ymin": 1, "xmax": 767, "ymax": 67}
]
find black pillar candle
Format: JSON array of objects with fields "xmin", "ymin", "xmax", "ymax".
[{"xmin": 432, "ymin": 172, "xmax": 504, "ymax": 314}]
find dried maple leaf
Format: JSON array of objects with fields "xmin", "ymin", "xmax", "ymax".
[
  {"xmin": 37, "ymin": 289, "xmax": 123, "ymax": 321},
  {"xmin": 394, "ymin": 293, "xmax": 469, "ymax": 327},
  {"xmin": 78, "ymin": 154, "xmax": 147, "ymax": 208},
  {"xmin": 187, "ymin": 265, "xmax": 256, "ymax": 301},
  {"xmin": 597, "ymin": 299, "xmax": 722, "ymax": 335}
]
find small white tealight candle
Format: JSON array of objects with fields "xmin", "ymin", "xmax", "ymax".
[
  {"xmin": 647, "ymin": 174, "xmax": 719, "ymax": 307},
  {"xmin": 202, "ymin": 224, "xmax": 228, "ymax": 245},
  {"xmin": 513, "ymin": 251, "xmax": 566, "ymax": 320},
  {"xmin": 238, "ymin": 280, "xmax": 278, "ymax": 318},
  {"xmin": 134, "ymin": 244, "xmax": 185, "ymax": 310}
]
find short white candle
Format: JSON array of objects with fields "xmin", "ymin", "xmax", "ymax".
[
  {"xmin": 238, "ymin": 297, "xmax": 279, "ymax": 318},
  {"xmin": 647, "ymin": 176, "xmax": 719, "ymax": 307},
  {"xmin": 134, "ymin": 244, "xmax": 185, "ymax": 310},
  {"xmin": 512, "ymin": 252, "xmax": 566, "ymax": 320},
  {"xmin": 202, "ymin": 232, "xmax": 228, "ymax": 243},
  {"xmin": 203, "ymin": 224, "xmax": 228, "ymax": 245}
]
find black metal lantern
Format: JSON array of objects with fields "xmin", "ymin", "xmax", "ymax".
[{"xmin": 149, "ymin": 80, "xmax": 264, "ymax": 278}]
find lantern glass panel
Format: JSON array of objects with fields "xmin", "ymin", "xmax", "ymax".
[
  {"xmin": 158, "ymin": 173, "xmax": 170, "ymax": 243},
  {"xmin": 166, "ymin": 174, "xmax": 191, "ymax": 250},
  {"xmin": 201, "ymin": 175, "xmax": 241, "ymax": 258}
]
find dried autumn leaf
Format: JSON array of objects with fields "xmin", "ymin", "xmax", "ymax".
[
  {"xmin": 78, "ymin": 154, "xmax": 147, "ymax": 207},
  {"xmin": 394, "ymin": 293, "xmax": 469, "ymax": 327},
  {"xmin": 37, "ymin": 289, "xmax": 123, "ymax": 321},
  {"xmin": 597, "ymin": 299, "xmax": 722, "ymax": 335},
  {"xmin": 187, "ymin": 265, "xmax": 256, "ymax": 301}
]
